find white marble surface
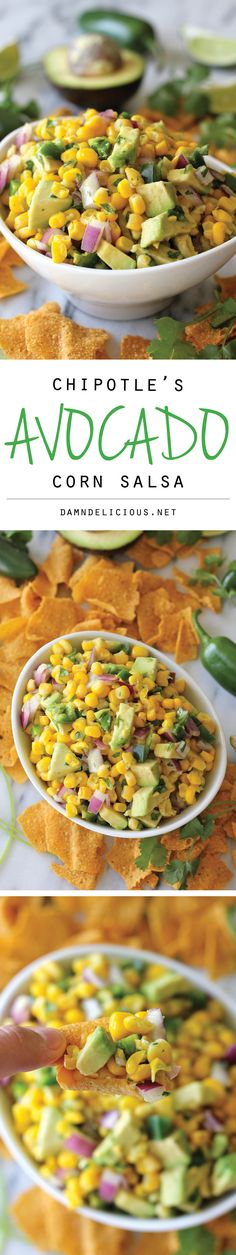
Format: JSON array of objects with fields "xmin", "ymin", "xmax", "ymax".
[
  {"xmin": 0, "ymin": 529, "xmax": 236, "ymax": 892},
  {"xmin": 0, "ymin": 1, "xmax": 236, "ymax": 346},
  {"xmin": 1, "ymin": 962, "xmax": 236, "ymax": 1253}
]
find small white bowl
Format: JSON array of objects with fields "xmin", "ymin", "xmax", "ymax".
[
  {"xmin": 11, "ymin": 629, "xmax": 227, "ymax": 840},
  {"xmin": 0, "ymin": 942, "xmax": 235, "ymax": 1233},
  {"xmin": 0, "ymin": 125, "xmax": 236, "ymax": 319}
]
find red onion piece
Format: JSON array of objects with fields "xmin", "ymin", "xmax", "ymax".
[
  {"xmin": 65, "ymin": 1133, "xmax": 97, "ymax": 1156},
  {"xmin": 137, "ymin": 1081, "xmax": 165, "ymax": 1103},
  {"xmin": 186, "ymin": 718, "xmax": 200, "ymax": 736},
  {"xmin": 88, "ymin": 789, "xmax": 106, "ymax": 815},
  {"xmin": 87, "ymin": 747, "xmax": 103, "ymax": 773},
  {"xmin": 100, "ymin": 109, "xmax": 117, "ymax": 119},
  {"xmin": 82, "ymin": 966, "xmax": 103, "ymax": 988},
  {"xmin": 223, "ymin": 1043, "xmax": 236, "ymax": 1064},
  {"xmin": 146, "ymin": 1008, "xmax": 165, "ymax": 1037},
  {"xmin": 20, "ymin": 692, "xmax": 40, "ymax": 729},
  {"xmin": 0, "ymin": 1076, "xmax": 10, "ymax": 1087},
  {"xmin": 81, "ymin": 222, "xmax": 104, "ymax": 253},
  {"xmin": 80, "ymin": 171, "xmax": 100, "ymax": 208},
  {"xmin": 34, "ymin": 663, "xmax": 51, "ymax": 686},
  {"xmin": 100, "ymin": 1109, "xmax": 118, "ymax": 1130},
  {"xmin": 41, "ymin": 227, "xmax": 64, "ymax": 245},
  {"xmin": 11, "ymin": 994, "xmax": 32, "ymax": 1023},
  {"xmin": 176, "ymin": 154, "xmax": 188, "ymax": 168},
  {"xmin": 87, "ymin": 645, "xmax": 96, "ymax": 671},
  {"xmin": 104, "ymin": 220, "xmax": 112, "ymax": 242},
  {"xmin": 203, "ymin": 1110, "xmax": 223, "ymax": 1133},
  {"xmin": 99, "ymin": 1169, "xmax": 125, "ymax": 1202},
  {"xmin": 16, "ymin": 124, "xmax": 33, "ymax": 148},
  {"xmin": 0, "ymin": 162, "xmax": 9, "ymax": 192}
]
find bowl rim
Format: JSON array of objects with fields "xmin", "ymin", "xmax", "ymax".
[
  {"xmin": 0, "ymin": 940, "xmax": 235, "ymax": 1233},
  {"xmin": 0, "ymin": 125, "xmax": 236, "ymax": 280},
  {"xmin": 11, "ymin": 628, "xmax": 227, "ymax": 840}
]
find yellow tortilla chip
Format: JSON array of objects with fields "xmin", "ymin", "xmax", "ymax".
[
  {"xmin": 120, "ymin": 335, "xmax": 150, "ymax": 359},
  {"xmin": 0, "ymin": 267, "xmax": 27, "ymax": 299},
  {"xmin": 27, "ymin": 596, "xmax": 79, "ymax": 639},
  {"xmin": 72, "ymin": 558, "xmax": 138, "ymax": 624},
  {"xmin": 41, "ymin": 535, "xmax": 74, "ymax": 586},
  {"xmin": 18, "ymin": 803, "xmax": 106, "ymax": 890}
]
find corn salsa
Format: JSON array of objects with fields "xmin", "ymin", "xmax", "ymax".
[
  {"xmin": 20, "ymin": 636, "xmax": 216, "ymax": 830},
  {"xmin": 7, "ymin": 952, "xmax": 236, "ymax": 1217},
  {"xmin": 1, "ymin": 111, "xmax": 236, "ymax": 267}
]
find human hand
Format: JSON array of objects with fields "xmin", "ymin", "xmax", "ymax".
[{"xmin": 0, "ymin": 1024, "xmax": 67, "ymax": 1080}]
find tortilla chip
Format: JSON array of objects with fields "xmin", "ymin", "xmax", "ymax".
[
  {"xmin": 0, "ymin": 267, "xmax": 27, "ymax": 299},
  {"xmin": 27, "ymin": 596, "xmax": 79, "ymax": 639},
  {"xmin": 120, "ymin": 335, "xmax": 150, "ymax": 359},
  {"xmin": 18, "ymin": 803, "xmax": 106, "ymax": 891},
  {"xmin": 0, "ymin": 614, "xmax": 26, "ymax": 643},
  {"xmin": 187, "ymin": 851, "xmax": 232, "ymax": 890},
  {"xmin": 175, "ymin": 607, "xmax": 198, "ymax": 663},
  {"xmin": 0, "ymin": 311, "xmax": 27, "ymax": 357},
  {"xmin": 60, "ymin": 319, "xmax": 110, "ymax": 359},
  {"xmin": 11, "ymin": 1188, "xmax": 127, "ymax": 1255},
  {"xmin": 56, "ymin": 1016, "xmax": 132, "ymax": 1095},
  {"xmin": 0, "ymin": 576, "xmax": 19, "ymax": 603},
  {"xmin": 184, "ymin": 319, "xmax": 225, "ymax": 350},
  {"xmin": 108, "ymin": 838, "xmax": 159, "ymax": 890},
  {"xmin": 72, "ymin": 558, "xmax": 138, "ymax": 623},
  {"xmin": 40, "ymin": 535, "xmax": 74, "ymax": 587}
]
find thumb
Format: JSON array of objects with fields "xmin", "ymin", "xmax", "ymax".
[{"xmin": 0, "ymin": 1024, "xmax": 67, "ymax": 1079}]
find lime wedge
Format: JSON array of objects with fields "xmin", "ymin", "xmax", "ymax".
[
  {"xmin": 0, "ymin": 43, "xmax": 20, "ymax": 83},
  {"xmin": 182, "ymin": 27, "xmax": 236, "ymax": 67},
  {"xmin": 208, "ymin": 82, "xmax": 236, "ymax": 113}
]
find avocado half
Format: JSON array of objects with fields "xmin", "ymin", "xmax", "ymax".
[
  {"xmin": 59, "ymin": 529, "xmax": 142, "ymax": 550},
  {"xmin": 44, "ymin": 46, "xmax": 144, "ymax": 110}
]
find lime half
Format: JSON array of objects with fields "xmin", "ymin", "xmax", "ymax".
[{"xmin": 182, "ymin": 27, "xmax": 236, "ymax": 67}]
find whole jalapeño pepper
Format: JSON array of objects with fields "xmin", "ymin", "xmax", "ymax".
[{"xmin": 193, "ymin": 610, "xmax": 236, "ymax": 696}]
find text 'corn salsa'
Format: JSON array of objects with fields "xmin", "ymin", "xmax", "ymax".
[
  {"xmin": 1, "ymin": 111, "xmax": 236, "ymax": 267},
  {"xmin": 20, "ymin": 636, "xmax": 216, "ymax": 830},
  {"xmin": 7, "ymin": 952, "xmax": 236, "ymax": 1217}
]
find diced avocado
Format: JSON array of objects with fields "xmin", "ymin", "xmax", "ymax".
[
  {"xmin": 141, "ymin": 180, "xmax": 176, "ymax": 217},
  {"xmin": 48, "ymin": 742, "xmax": 77, "ymax": 781},
  {"xmin": 117, "ymin": 1034, "xmax": 138, "ymax": 1057},
  {"xmin": 108, "ymin": 125, "xmax": 139, "ymax": 171},
  {"xmin": 155, "ymin": 741, "xmax": 186, "ymax": 760},
  {"xmin": 168, "ymin": 166, "xmax": 207, "ymax": 191},
  {"xmin": 173, "ymin": 1082, "xmax": 205, "ymax": 1112},
  {"xmin": 94, "ymin": 1111, "xmax": 139, "ymax": 1165},
  {"xmin": 213, "ymin": 1152, "xmax": 236, "ymax": 1196},
  {"xmin": 141, "ymin": 212, "xmax": 177, "ymax": 248},
  {"xmin": 131, "ymin": 785, "xmax": 156, "ymax": 818},
  {"xmin": 28, "ymin": 177, "xmax": 72, "ymax": 231},
  {"xmin": 155, "ymin": 1133, "xmax": 191, "ymax": 1167},
  {"xmin": 43, "ymin": 693, "xmax": 75, "ymax": 728},
  {"xmin": 212, "ymin": 1133, "xmax": 228, "ymax": 1160},
  {"xmin": 132, "ymin": 656, "xmax": 157, "ymax": 679},
  {"xmin": 76, "ymin": 1025, "xmax": 115, "ymax": 1075},
  {"xmin": 116, "ymin": 1190, "xmax": 155, "ymax": 1218},
  {"xmin": 99, "ymin": 804, "xmax": 127, "ymax": 830},
  {"xmin": 111, "ymin": 701, "xmax": 135, "ymax": 752},
  {"xmin": 160, "ymin": 1164, "xmax": 187, "ymax": 1208},
  {"xmin": 133, "ymin": 759, "xmax": 160, "ymax": 788},
  {"xmin": 141, "ymin": 972, "xmax": 187, "ymax": 1002},
  {"xmin": 35, "ymin": 1108, "xmax": 62, "ymax": 1161},
  {"xmin": 97, "ymin": 240, "xmax": 135, "ymax": 269}
]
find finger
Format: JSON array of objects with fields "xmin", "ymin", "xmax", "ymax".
[{"xmin": 0, "ymin": 1025, "xmax": 67, "ymax": 1078}]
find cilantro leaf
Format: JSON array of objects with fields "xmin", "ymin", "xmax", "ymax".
[
  {"xmin": 165, "ymin": 856, "xmax": 200, "ymax": 887},
  {"xmin": 211, "ymin": 297, "xmax": 236, "ymax": 327},
  {"xmin": 149, "ymin": 317, "xmax": 196, "ymax": 360},
  {"xmin": 181, "ymin": 814, "xmax": 214, "ymax": 841},
  {"xmin": 135, "ymin": 838, "xmax": 167, "ymax": 872},
  {"xmin": 178, "ymin": 1228, "xmax": 216, "ymax": 1255}
]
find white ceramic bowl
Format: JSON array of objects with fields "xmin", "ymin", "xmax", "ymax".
[
  {"xmin": 11, "ymin": 629, "xmax": 227, "ymax": 839},
  {"xmin": 0, "ymin": 126, "xmax": 236, "ymax": 319},
  {"xmin": 0, "ymin": 942, "xmax": 236, "ymax": 1233}
]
